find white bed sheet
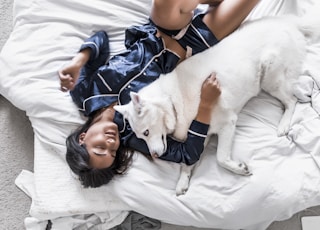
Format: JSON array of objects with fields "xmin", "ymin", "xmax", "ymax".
[{"xmin": 1, "ymin": 0, "xmax": 320, "ymax": 229}]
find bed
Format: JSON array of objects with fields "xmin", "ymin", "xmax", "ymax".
[{"xmin": 1, "ymin": 0, "xmax": 320, "ymax": 229}]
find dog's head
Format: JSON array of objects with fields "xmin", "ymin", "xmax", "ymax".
[{"xmin": 114, "ymin": 91, "xmax": 176, "ymax": 157}]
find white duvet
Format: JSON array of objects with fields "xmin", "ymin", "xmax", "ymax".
[{"xmin": 1, "ymin": 0, "xmax": 320, "ymax": 229}]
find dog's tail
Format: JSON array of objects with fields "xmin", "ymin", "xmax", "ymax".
[{"xmin": 295, "ymin": 2, "xmax": 320, "ymax": 44}]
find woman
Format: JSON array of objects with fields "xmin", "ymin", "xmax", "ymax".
[{"xmin": 59, "ymin": 0, "xmax": 260, "ymax": 188}]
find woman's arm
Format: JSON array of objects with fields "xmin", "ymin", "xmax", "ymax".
[
  {"xmin": 59, "ymin": 31, "xmax": 110, "ymax": 91},
  {"xmin": 154, "ymin": 73, "xmax": 220, "ymax": 164}
]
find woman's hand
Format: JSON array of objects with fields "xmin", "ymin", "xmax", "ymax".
[
  {"xmin": 59, "ymin": 48, "xmax": 91, "ymax": 92},
  {"xmin": 200, "ymin": 72, "xmax": 221, "ymax": 107},
  {"xmin": 195, "ymin": 73, "xmax": 221, "ymax": 124},
  {"xmin": 59, "ymin": 62, "xmax": 81, "ymax": 91}
]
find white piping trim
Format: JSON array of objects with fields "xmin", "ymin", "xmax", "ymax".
[
  {"xmin": 190, "ymin": 23, "xmax": 210, "ymax": 48},
  {"xmin": 172, "ymin": 23, "xmax": 190, "ymax": 40},
  {"xmin": 119, "ymin": 115, "xmax": 126, "ymax": 133},
  {"xmin": 188, "ymin": 129, "xmax": 207, "ymax": 138},
  {"xmin": 97, "ymin": 72, "xmax": 112, "ymax": 91},
  {"xmin": 82, "ymin": 94, "xmax": 118, "ymax": 112},
  {"xmin": 186, "ymin": 46, "xmax": 192, "ymax": 58},
  {"xmin": 160, "ymin": 37, "xmax": 181, "ymax": 58},
  {"xmin": 83, "ymin": 41, "xmax": 99, "ymax": 59}
]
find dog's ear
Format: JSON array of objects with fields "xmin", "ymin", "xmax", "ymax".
[
  {"xmin": 130, "ymin": 91, "xmax": 143, "ymax": 115},
  {"xmin": 114, "ymin": 104, "xmax": 129, "ymax": 118}
]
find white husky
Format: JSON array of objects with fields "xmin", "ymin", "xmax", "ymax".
[{"xmin": 115, "ymin": 15, "xmax": 320, "ymax": 194}]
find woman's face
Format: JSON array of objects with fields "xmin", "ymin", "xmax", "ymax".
[{"xmin": 79, "ymin": 117, "xmax": 120, "ymax": 169}]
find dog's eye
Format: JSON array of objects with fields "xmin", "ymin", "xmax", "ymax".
[{"xmin": 143, "ymin": 130, "xmax": 149, "ymax": 137}]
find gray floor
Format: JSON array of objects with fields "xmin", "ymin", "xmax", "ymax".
[
  {"xmin": 1, "ymin": 0, "xmax": 320, "ymax": 229},
  {"xmin": 0, "ymin": 1, "xmax": 34, "ymax": 229}
]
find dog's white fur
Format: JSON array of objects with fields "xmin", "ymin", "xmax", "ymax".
[{"xmin": 115, "ymin": 15, "xmax": 320, "ymax": 195}]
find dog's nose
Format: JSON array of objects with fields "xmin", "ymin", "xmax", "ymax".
[{"xmin": 151, "ymin": 153, "xmax": 159, "ymax": 158}]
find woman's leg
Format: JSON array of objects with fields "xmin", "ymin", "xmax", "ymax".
[{"xmin": 203, "ymin": 0, "xmax": 260, "ymax": 40}]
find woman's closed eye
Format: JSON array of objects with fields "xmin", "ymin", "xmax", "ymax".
[
  {"xmin": 93, "ymin": 151, "xmax": 107, "ymax": 156},
  {"xmin": 93, "ymin": 148, "xmax": 116, "ymax": 157},
  {"xmin": 93, "ymin": 146, "xmax": 106, "ymax": 155}
]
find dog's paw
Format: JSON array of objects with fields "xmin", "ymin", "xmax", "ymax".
[
  {"xmin": 176, "ymin": 186, "xmax": 188, "ymax": 196},
  {"xmin": 277, "ymin": 118, "xmax": 291, "ymax": 136},
  {"xmin": 175, "ymin": 178, "xmax": 189, "ymax": 196},
  {"xmin": 175, "ymin": 166, "xmax": 192, "ymax": 196},
  {"xmin": 219, "ymin": 160, "xmax": 252, "ymax": 176},
  {"xmin": 238, "ymin": 162, "xmax": 252, "ymax": 176},
  {"xmin": 277, "ymin": 126, "xmax": 289, "ymax": 137}
]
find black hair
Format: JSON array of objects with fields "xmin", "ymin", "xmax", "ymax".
[{"xmin": 65, "ymin": 114, "xmax": 134, "ymax": 188}]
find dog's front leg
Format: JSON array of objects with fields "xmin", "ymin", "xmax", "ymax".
[
  {"xmin": 175, "ymin": 164, "xmax": 194, "ymax": 196},
  {"xmin": 216, "ymin": 120, "xmax": 251, "ymax": 176}
]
